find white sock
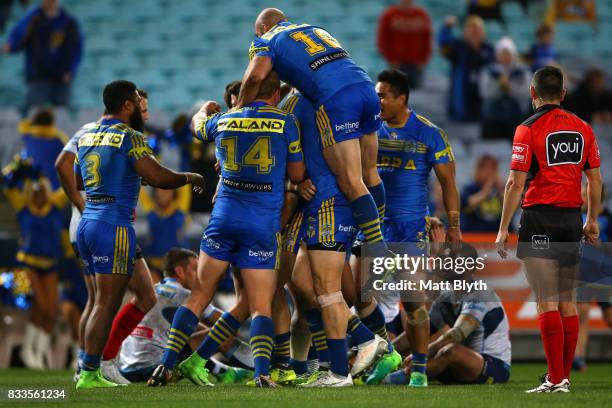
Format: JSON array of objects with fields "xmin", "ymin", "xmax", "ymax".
[{"xmin": 210, "ymin": 357, "xmax": 229, "ymax": 375}]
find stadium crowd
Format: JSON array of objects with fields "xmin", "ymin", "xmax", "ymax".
[{"xmin": 0, "ymin": 0, "xmax": 610, "ymax": 393}]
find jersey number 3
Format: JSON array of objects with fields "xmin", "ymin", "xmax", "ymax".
[
  {"xmin": 84, "ymin": 153, "xmax": 101, "ymax": 187},
  {"xmin": 220, "ymin": 136, "xmax": 275, "ymax": 173},
  {"xmin": 290, "ymin": 28, "xmax": 342, "ymax": 56}
]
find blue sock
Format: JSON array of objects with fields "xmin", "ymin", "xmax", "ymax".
[
  {"xmin": 250, "ymin": 315, "xmax": 274, "ymax": 378},
  {"xmin": 272, "ymin": 331, "xmax": 291, "ymax": 366},
  {"xmin": 384, "ymin": 369, "xmax": 409, "ymax": 384},
  {"xmin": 161, "ymin": 306, "xmax": 199, "ymax": 369},
  {"xmin": 305, "ymin": 309, "xmax": 330, "ymax": 366},
  {"xmin": 349, "ymin": 194, "xmax": 383, "ymax": 243},
  {"xmin": 327, "ymin": 338, "xmax": 349, "ymax": 377},
  {"xmin": 368, "ymin": 182, "xmax": 386, "ymax": 223},
  {"xmin": 361, "ymin": 306, "xmax": 389, "ymax": 341},
  {"xmin": 197, "ymin": 312, "xmax": 242, "ymax": 360},
  {"xmin": 292, "ymin": 359, "xmax": 308, "ymax": 375},
  {"xmin": 81, "ymin": 353, "xmax": 100, "ymax": 372},
  {"xmin": 347, "ymin": 315, "xmax": 374, "ymax": 347},
  {"xmin": 307, "ymin": 343, "xmax": 318, "ymax": 361},
  {"xmin": 412, "ymin": 352, "xmax": 427, "ymax": 375},
  {"xmin": 77, "ymin": 348, "xmax": 85, "ymax": 370}
]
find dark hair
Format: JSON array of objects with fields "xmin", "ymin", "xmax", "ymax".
[
  {"xmin": 103, "ymin": 80, "xmax": 138, "ymax": 115},
  {"xmin": 533, "ymin": 66, "xmax": 564, "ymax": 101},
  {"xmin": 224, "ymin": 80, "xmax": 242, "ymax": 109},
  {"xmin": 30, "ymin": 107, "xmax": 55, "ymax": 126},
  {"xmin": 377, "ymin": 69, "xmax": 410, "ymax": 104},
  {"xmin": 137, "ymin": 88, "xmax": 149, "ymax": 99},
  {"xmin": 256, "ymin": 70, "xmax": 280, "ymax": 99},
  {"xmin": 536, "ymin": 24, "xmax": 553, "ymax": 37},
  {"xmin": 164, "ymin": 247, "xmax": 197, "ymax": 277}
]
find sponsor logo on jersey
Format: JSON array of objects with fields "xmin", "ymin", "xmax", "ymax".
[
  {"xmin": 511, "ymin": 143, "xmax": 529, "ymax": 164},
  {"xmin": 93, "ymin": 256, "xmax": 110, "ymax": 264},
  {"xmin": 309, "ymin": 50, "xmax": 349, "ymax": 70},
  {"xmin": 78, "ymin": 132, "xmax": 125, "ymax": 148},
  {"xmin": 546, "ymin": 131, "xmax": 584, "ymax": 166},
  {"xmin": 338, "ymin": 224, "xmax": 356, "ymax": 234},
  {"xmin": 335, "ymin": 121, "xmax": 359, "ymax": 133},
  {"xmin": 248, "ymin": 249, "xmax": 274, "ymax": 259},
  {"xmin": 217, "ymin": 118, "xmax": 285, "ymax": 133},
  {"xmin": 531, "ymin": 235, "xmax": 550, "ymax": 250},
  {"xmin": 202, "ymin": 233, "xmax": 221, "ymax": 250}
]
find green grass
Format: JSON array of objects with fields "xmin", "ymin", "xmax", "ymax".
[{"xmin": 0, "ymin": 364, "xmax": 610, "ymax": 408}]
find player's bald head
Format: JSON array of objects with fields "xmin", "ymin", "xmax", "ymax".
[{"xmin": 255, "ymin": 8, "xmax": 286, "ymax": 36}]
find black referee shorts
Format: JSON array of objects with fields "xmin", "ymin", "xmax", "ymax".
[{"xmin": 517, "ymin": 206, "xmax": 582, "ymax": 266}]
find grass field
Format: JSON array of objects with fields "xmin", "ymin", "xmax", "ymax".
[{"xmin": 0, "ymin": 364, "xmax": 610, "ymax": 408}]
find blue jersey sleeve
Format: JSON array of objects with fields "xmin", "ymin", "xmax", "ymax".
[
  {"xmin": 248, "ymin": 35, "xmax": 274, "ymax": 62},
  {"xmin": 124, "ymin": 131, "xmax": 153, "ymax": 164},
  {"xmin": 194, "ymin": 113, "xmax": 222, "ymax": 142},
  {"xmin": 285, "ymin": 114, "xmax": 303, "ymax": 163},
  {"xmin": 426, "ymin": 127, "xmax": 454, "ymax": 165}
]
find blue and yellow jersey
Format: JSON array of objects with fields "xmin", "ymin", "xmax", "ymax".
[
  {"xmin": 194, "ymin": 101, "xmax": 303, "ymax": 228},
  {"xmin": 280, "ymin": 92, "xmax": 346, "ymax": 208},
  {"xmin": 19, "ymin": 120, "xmax": 68, "ymax": 189},
  {"xmin": 75, "ymin": 118, "xmax": 152, "ymax": 226},
  {"xmin": 378, "ymin": 112, "xmax": 454, "ymax": 221},
  {"xmin": 3, "ymin": 178, "xmax": 67, "ymax": 269},
  {"xmin": 249, "ymin": 22, "xmax": 371, "ymax": 105},
  {"xmin": 139, "ymin": 185, "xmax": 190, "ymax": 259}
]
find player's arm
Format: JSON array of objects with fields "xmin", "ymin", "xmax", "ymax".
[
  {"xmin": 285, "ymin": 115, "xmax": 306, "ymax": 185},
  {"xmin": 134, "ymin": 155, "xmax": 204, "ymax": 192},
  {"xmin": 433, "ymin": 162, "xmax": 461, "ymax": 243},
  {"xmin": 235, "ymin": 55, "xmax": 273, "ymax": 109},
  {"xmin": 55, "ymin": 150, "xmax": 85, "ymax": 213},
  {"xmin": 584, "ymin": 167, "xmax": 602, "ymax": 244},
  {"xmin": 496, "ymin": 170, "xmax": 526, "ymax": 257},
  {"xmin": 427, "ymin": 314, "xmax": 479, "ymax": 357}
]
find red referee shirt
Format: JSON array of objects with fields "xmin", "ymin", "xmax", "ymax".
[{"xmin": 510, "ymin": 104, "xmax": 600, "ymax": 208}]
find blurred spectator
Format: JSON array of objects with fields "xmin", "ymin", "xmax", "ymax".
[
  {"xmin": 2, "ymin": 0, "xmax": 82, "ymax": 111},
  {"xmin": 526, "ymin": 24, "xmax": 559, "ymax": 72},
  {"xmin": 466, "ymin": 0, "xmax": 504, "ymax": 26},
  {"xmin": 139, "ymin": 185, "xmax": 191, "ymax": 280},
  {"xmin": 438, "ymin": 15, "xmax": 494, "ymax": 122},
  {"xmin": 1, "ymin": 161, "xmax": 67, "ymax": 368},
  {"xmin": 565, "ymin": 68, "xmax": 612, "ymax": 124},
  {"xmin": 377, "ymin": 0, "xmax": 432, "ymax": 89},
  {"xmin": 460, "ymin": 155, "xmax": 504, "ymax": 232},
  {"xmin": 545, "ymin": 0, "xmax": 597, "ymax": 26},
  {"xmin": 479, "ymin": 37, "xmax": 530, "ymax": 140},
  {"xmin": 19, "ymin": 107, "xmax": 67, "ymax": 188}
]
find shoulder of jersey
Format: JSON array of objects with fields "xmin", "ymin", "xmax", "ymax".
[{"xmin": 258, "ymin": 105, "xmax": 292, "ymax": 117}]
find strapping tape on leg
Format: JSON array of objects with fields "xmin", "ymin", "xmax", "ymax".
[
  {"xmin": 317, "ymin": 291, "xmax": 345, "ymax": 308},
  {"xmin": 405, "ymin": 305, "xmax": 429, "ymax": 325}
]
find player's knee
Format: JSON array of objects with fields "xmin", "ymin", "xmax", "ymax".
[
  {"xmin": 405, "ymin": 305, "xmax": 429, "ymax": 326},
  {"xmin": 335, "ymin": 173, "xmax": 366, "ymax": 201},
  {"xmin": 134, "ymin": 289, "xmax": 157, "ymax": 313},
  {"xmin": 316, "ymin": 291, "xmax": 346, "ymax": 309}
]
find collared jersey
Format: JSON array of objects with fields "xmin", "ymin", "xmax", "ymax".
[
  {"xmin": 76, "ymin": 118, "xmax": 152, "ymax": 226},
  {"xmin": 194, "ymin": 101, "xmax": 303, "ymax": 228},
  {"xmin": 377, "ymin": 112, "xmax": 454, "ymax": 221},
  {"xmin": 249, "ymin": 21, "xmax": 371, "ymax": 105},
  {"xmin": 510, "ymin": 104, "xmax": 600, "ymax": 208}
]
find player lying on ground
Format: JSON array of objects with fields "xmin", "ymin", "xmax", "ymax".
[
  {"xmin": 385, "ymin": 243, "xmax": 511, "ymax": 385},
  {"xmin": 118, "ymin": 248, "xmax": 251, "ymax": 384}
]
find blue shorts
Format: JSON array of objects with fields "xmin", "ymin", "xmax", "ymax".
[
  {"xmin": 477, "ymin": 354, "xmax": 510, "ymax": 384},
  {"xmin": 317, "ymin": 82, "xmax": 382, "ymax": 148},
  {"xmin": 76, "ymin": 219, "xmax": 136, "ymax": 276},
  {"xmin": 303, "ymin": 195, "xmax": 357, "ymax": 251},
  {"xmin": 200, "ymin": 215, "xmax": 280, "ymax": 269},
  {"xmin": 60, "ymin": 260, "xmax": 87, "ymax": 311},
  {"xmin": 383, "ymin": 217, "xmax": 430, "ymax": 243},
  {"xmin": 282, "ymin": 208, "xmax": 306, "ymax": 255}
]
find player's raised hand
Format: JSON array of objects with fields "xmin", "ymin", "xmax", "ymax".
[
  {"xmin": 202, "ymin": 101, "xmax": 221, "ymax": 116},
  {"xmin": 186, "ymin": 172, "xmax": 205, "ymax": 194},
  {"xmin": 495, "ymin": 228, "xmax": 509, "ymax": 259},
  {"xmin": 297, "ymin": 179, "xmax": 316, "ymax": 200}
]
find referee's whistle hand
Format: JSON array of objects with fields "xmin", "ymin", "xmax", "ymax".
[
  {"xmin": 496, "ymin": 229, "xmax": 509, "ymax": 259},
  {"xmin": 583, "ymin": 219, "xmax": 600, "ymax": 245}
]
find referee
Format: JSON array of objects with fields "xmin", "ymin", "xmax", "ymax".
[{"xmin": 495, "ymin": 66, "xmax": 602, "ymax": 393}]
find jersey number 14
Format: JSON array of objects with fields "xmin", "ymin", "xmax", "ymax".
[{"xmin": 219, "ymin": 136, "xmax": 275, "ymax": 174}]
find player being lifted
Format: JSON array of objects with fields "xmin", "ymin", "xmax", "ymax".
[
  {"xmin": 372, "ymin": 69, "xmax": 461, "ymax": 387},
  {"xmin": 236, "ymin": 8, "xmax": 387, "ymax": 380},
  {"xmin": 74, "ymin": 81, "xmax": 205, "ymax": 389},
  {"xmin": 149, "ymin": 71, "xmax": 305, "ymax": 388}
]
